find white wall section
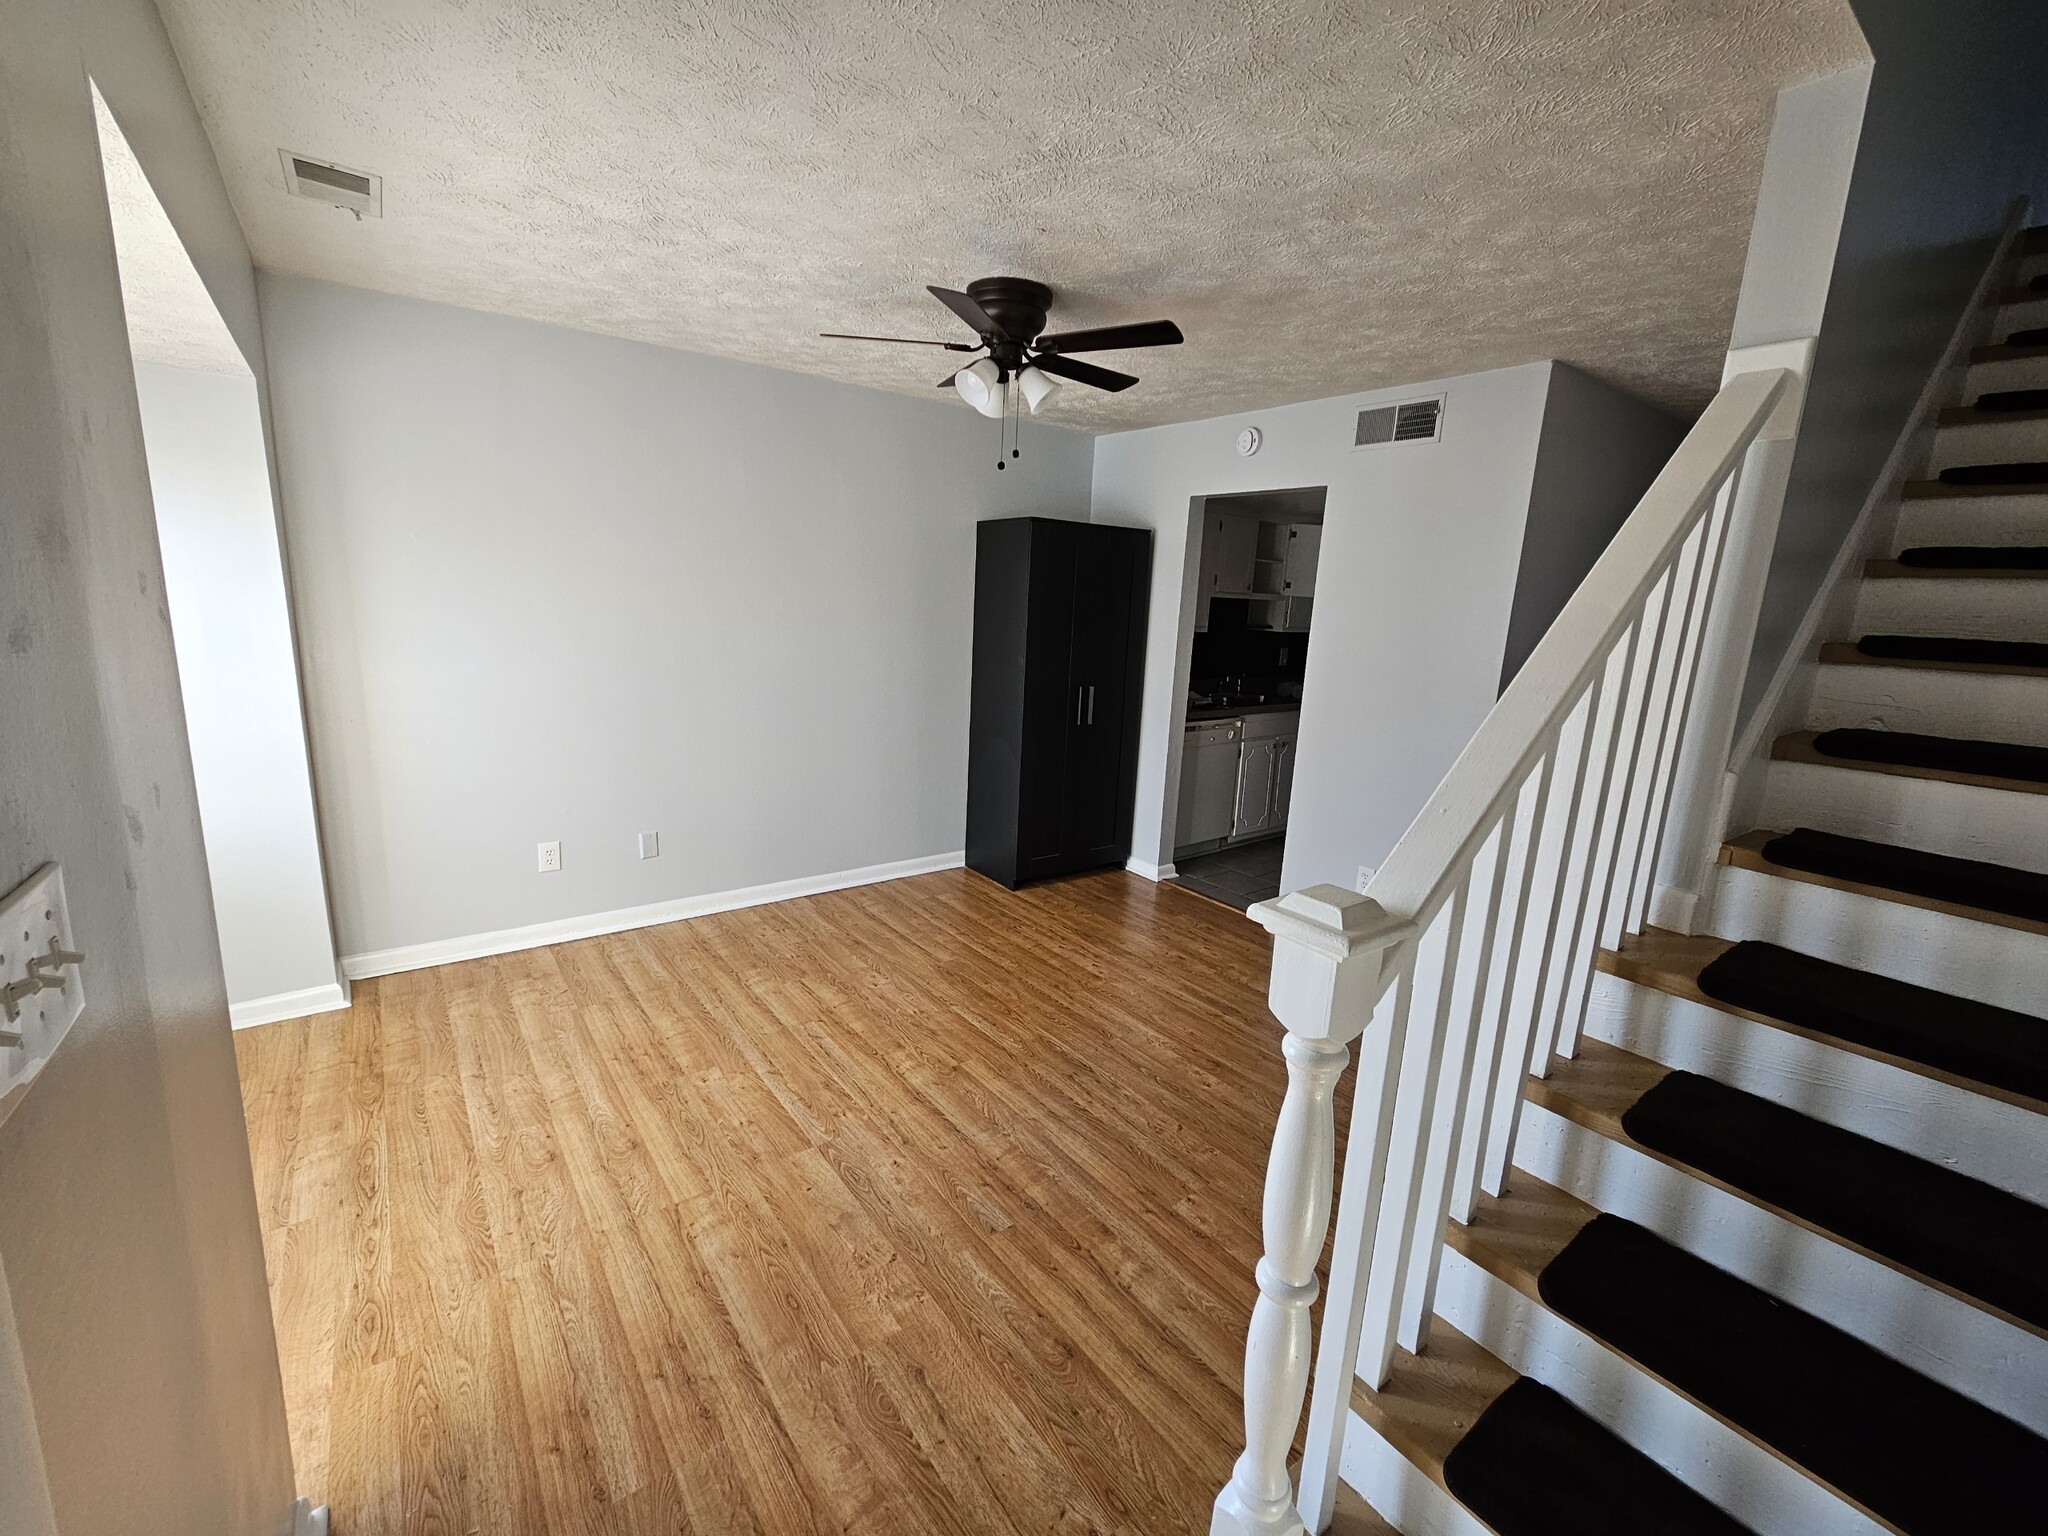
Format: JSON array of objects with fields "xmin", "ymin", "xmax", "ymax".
[
  {"xmin": 260, "ymin": 275, "xmax": 1093, "ymax": 964},
  {"xmin": 1500, "ymin": 365, "xmax": 1687, "ymax": 688},
  {"xmin": 0, "ymin": 0, "xmax": 299, "ymax": 1530},
  {"xmin": 133, "ymin": 363, "xmax": 342, "ymax": 1022},
  {"xmin": 1092, "ymin": 361, "xmax": 1680, "ymax": 897}
]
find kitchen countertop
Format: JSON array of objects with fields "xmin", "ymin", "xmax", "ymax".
[{"xmin": 1186, "ymin": 701, "xmax": 1302, "ymax": 723}]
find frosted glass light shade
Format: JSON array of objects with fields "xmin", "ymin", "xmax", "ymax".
[
  {"xmin": 954, "ymin": 358, "xmax": 1004, "ymax": 418},
  {"xmin": 1018, "ymin": 366, "xmax": 1061, "ymax": 415}
]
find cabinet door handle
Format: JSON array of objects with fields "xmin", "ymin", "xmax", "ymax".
[
  {"xmin": 1075, "ymin": 686, "xmax": 1085, "ymax": 725},
  {"xmin": 1086, "ymin": 686, "xmax": 1095, "ymax": 725}
]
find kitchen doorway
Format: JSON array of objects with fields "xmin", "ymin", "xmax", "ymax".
[{"xmin": 1169, "ymin": 486, "xmax": 1325, "ymax": 910}]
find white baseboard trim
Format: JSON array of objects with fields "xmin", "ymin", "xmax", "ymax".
[
  {"xmin": 292, "ymin": 1497, "xmax": 329, "ymax": 1536},
  {"xmin": 229, "ymin": 979, "xmax": 351, "ymax": 1030},
  {"xmin": 1126, "ymin": 857, "xmax": 1177, "ymax": 882},
  {"xmin": 340, "ymin": 851, "xmax": 967, "ymax": 981}
]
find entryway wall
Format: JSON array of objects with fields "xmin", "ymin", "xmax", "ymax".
[{"xmin": 1091, "ymin": 360, "xmax": 1682, "ymax": 896}]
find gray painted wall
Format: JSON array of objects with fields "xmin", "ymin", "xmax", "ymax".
[
  {"xmin": 259, "ymin": 275, "xmax": 1094, "ymax": 963},
  {"xmin": 1742, "ymin": 0, "xmax": 2048, "ymax": 718},
  {"xmin": 1499, "ymin": 364, "xmax": 1687, "ymax": 690},
  {"xmin": 1089, "ymin": 363, "xmax": 1557, "ymax": 895},
  {"xmin": 133, "ymin": 362, "xmax": 340, "ymax": 1014},
  {"xmin": 0, "ymin": 1, "xmax": 297, "ymax": 1533}
]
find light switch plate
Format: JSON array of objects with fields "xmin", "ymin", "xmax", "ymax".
[
  {"xmin": 638, "ymin": 831, "xmax": 659, "ymax": 860},
  {"xmin": 0, "ymin": 863, "xmax": 85, "ymax": 1128}
]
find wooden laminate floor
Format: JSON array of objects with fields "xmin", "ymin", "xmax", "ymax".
[{"xmin": 236, "ymin": 867, "xmax": 1311, "ymax": 1534}]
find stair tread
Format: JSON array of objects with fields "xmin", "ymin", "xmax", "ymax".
[
  {"xmin": 1722, "ymin": 826, "xmax": 2048, "ymax": 934},
  {"xmin": 1938, "ymin": 461, "xmax": 2048, "ymax": 488},
  {"xmin": 1938, "ymin": 404, "xmax": 2048, "ymax": 426},
  {"xmin": 1539, "ymin": 1214, "xmax": 2048, "ymax": 1534},
  {"xmin": 1964, "ymin": 342, "xmax": 2048, "ymax": 367},
  {"xmin": 1774, "ymin": 727, "xmax": 2048, "ymax": 794},
  {"xmin": 1818, "ymin": 640, "xmax": 2048, "ymax": 678},
  {"xmin": 1331, "ymin": 1483, "xmax": 1399, "ymax": 1536},
  {"xmin": 1902, "ymin": 476, "xmax": 2048, "ymax": 498},
  {"xmin": 1443, "ymin": 1378, "xmax": 1752, "ymax": 1536},
  {"xmin": 1892, "ymin": 544, "xmax": 2048, "ymax": 569},
  {"xmin": 1865, "ymin": 555, "xmax": 2048, "ymax": 578},
  {"xmin": 1846, "ymin": 634, "xmax": 2048, "ymax": 673},
  {"xmin": 1347, "ymin": 1316, "xmax": 1746, "ymax": 1536},
  {"xmin": 1533, "ymin": 1041, "xmax": 2048, "ymax": 1334}
]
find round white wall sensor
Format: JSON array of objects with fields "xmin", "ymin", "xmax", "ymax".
[{"xmin": 1236, "ymin": 426, "xmax": 1261, "ymax": 457}]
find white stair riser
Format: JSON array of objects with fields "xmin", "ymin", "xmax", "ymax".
[
  {"xmin": 1851, "ymin": 574, "xmax": 2048, "ymax": 642},
  {"xmin": 1433, "ymin": 1251, "xmax": 1887, "ymax": 1536},
  {"xmin": 1760, "ymin": 759, "xmax": 2048, "ymax": 876},
  {"xmin": 1992, "ymin": 290, "xmax": 2048, "ymax": 331},
  {"xmin": 1892, "ymin": 492, "xmax": 2048, "ymax": 549},
  {"xmin": 1518, "ymin": 1106, "xmax": 2048, "ymax": 1433},
  {"xmin": 1338, "ymin": 1419, "xmax": 1490, "ymax": 1536},
  {"xmin": 1928, "ymin": 415, "xmax": 2048, "ymax": 472},
  {"xmin": 1809, "ymin": 661, "xmax": 2048, "ymax": 747},
  {"xmin": 1964, "ymin": 356, "xmax": 2048, "ymax": 399},
  {"xmin": 1710, "ymin": 863, "xmax": 2047, "ymax": 1013},
  {"xmin": 1585, "ymin": 974, "xmax": 2048, "ymax": 1204}
]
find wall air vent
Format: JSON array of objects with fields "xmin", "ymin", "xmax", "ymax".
[
  {"xmin": 279, "ymin": 150, "xmax": 381, "ymax": 218},
  {"xmin": 1353, "ymin": 394, "xmax": 1446, "ymax": 451}
]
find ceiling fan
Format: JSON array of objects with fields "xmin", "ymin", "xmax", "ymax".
[{"xmin": 822, "ymin": 277, "xmax": 1184, "ymax": 427}]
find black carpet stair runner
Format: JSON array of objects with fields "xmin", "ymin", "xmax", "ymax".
[
  {"xmin": 1755, "ymin": 825, "xmax": 2048, "ymax": 924},
  {"xmin": 1854, "ymin": 632, "xmax": 2048, "ymax": 669},
  {"xmin": 1807, "ymin": 725, "xmax": 2048, "ymax": 784},
  {"xmin": 1442, "ymin": 1379, "xmax": 1752, "ymax": 1536},
  {"xmin": 1940, "ymin": 461, "xmax": 2048, "ymax": 485},
  {"xmin": 1537, "ymin": 1216, "xmax": 2048, "ymax": 1534},
  {"xmin": 1896, "ymin": 544, "xmax": 2048, "ymax": 568},
  {"xmin": 1622, "ymin": 1071, "xmax": 2048, "ymax": 1326},
  {"xmin": 1975, "ymin": 387, "xmax": 2048, "ymax": 411},
  {"xmin": 1696, "ymin": 939, "xmax": 2048, "ymax": 1100}
]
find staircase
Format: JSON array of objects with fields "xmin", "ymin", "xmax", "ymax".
[{"xmin": 1215, "ymin": 220, "xmax": 2048, "ymax": 1536}]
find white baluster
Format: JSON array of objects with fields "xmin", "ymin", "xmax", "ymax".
[{"xmin": 1213, "ymin": 887, "xmax": 1411, "ymax": 1536}]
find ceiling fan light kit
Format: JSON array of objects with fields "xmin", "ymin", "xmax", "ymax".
[
  {"xmin": 822, "ymin": 275, "xmax": 1183, "ymax": 467},
  {"xmin": 955, "ymin": 357, "xmax": 1005, "ymax": 417}
]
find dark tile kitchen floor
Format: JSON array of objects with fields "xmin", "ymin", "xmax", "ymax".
[{"xmin": 1171, "ymin": 839, "xmax": 1285, "ymax": 911}]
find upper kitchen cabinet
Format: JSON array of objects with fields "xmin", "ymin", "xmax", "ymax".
[
  {"xmin": 1282, "ymin": 523, "xmax": 1321, "ymax": 598},
  {"xmin": 1195, "ymin": 510, "xmax": 1259, "ymax": 629},
  {"xmin": 966, "ymin": 518, "xmax": 1151, "ymax": 889}
]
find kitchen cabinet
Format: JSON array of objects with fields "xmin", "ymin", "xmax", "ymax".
[
  {"xmin": 1228, "ymin": 711, "xmax": 1301, "ymax": 841},
  {"xmin": 1195, "ymin": 511, "xmax": 1258, "ymax": 630},
  {"xmin": 966, "ymin": 518, "xmax": 1152, "ymax": 888},
  {"xmin": 1234, "ymin": 737, "xmax": 1282, "ymax": 837},
  {"xmin": 1282, "ymin": 523, "xmax": 1321, "ymax": 598}
]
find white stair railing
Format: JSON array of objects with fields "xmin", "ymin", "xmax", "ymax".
[{"xmin": 1212, "ymin": 362, "xmax": 1797, "ymax": 1536}]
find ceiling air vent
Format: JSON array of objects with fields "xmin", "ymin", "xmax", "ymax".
[
  {"xmin": 279, "ymin": 150, "xmax": 381, "ymax": 218},
  {"xmin": 1353, "ymin": 394, "xmax": 1446, "ymax": 451}
]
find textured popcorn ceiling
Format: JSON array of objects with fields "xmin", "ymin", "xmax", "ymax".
[
  {"xmin": 155, "ymin": 0, "xmax": 1865, "ymax": 430},
  {"xmin": 94, "ymin": 86, "xmax": 249, "ymax": 376}
]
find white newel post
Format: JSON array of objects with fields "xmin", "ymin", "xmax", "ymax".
[
  {"xmin": 1213, "ymin": 886, "xmax": 1409, "ymax": 1536},
  {"xmin": 1652, "ymin": 342, "xmax": 1812, "ymax": 932}
]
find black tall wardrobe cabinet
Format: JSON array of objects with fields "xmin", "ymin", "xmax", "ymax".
[{"xmin": 967, "ymin": 517, "xmax": 1151, "ymax": 888}]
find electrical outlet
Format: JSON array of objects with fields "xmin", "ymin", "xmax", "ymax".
[
  {"xmin": 538, "ymin": 841, "xmax": 561, "ymax": 873},
  {"xmin": 1356, "ymin": 864, "xmax": 1376, "ymax": 893},
  {"xmin": 638, "ymin": 831, "xmax": 659, "ymax": 860}
]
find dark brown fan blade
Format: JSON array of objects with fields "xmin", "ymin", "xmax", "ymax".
[
  {"xmin": 821, "ymin": 332, "xmax": 978, "ymax": 351},
  {"xmin": 1033, "ymin": 319, "xmax": 1183, "ymax": 354},
  {"xmin": 1029, "ymin": 352, "xmax": 1138, "ymax": 392},
  {"xmin": 929, "ymin": 285, "xmax": 1000, "ymax": 337}
]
